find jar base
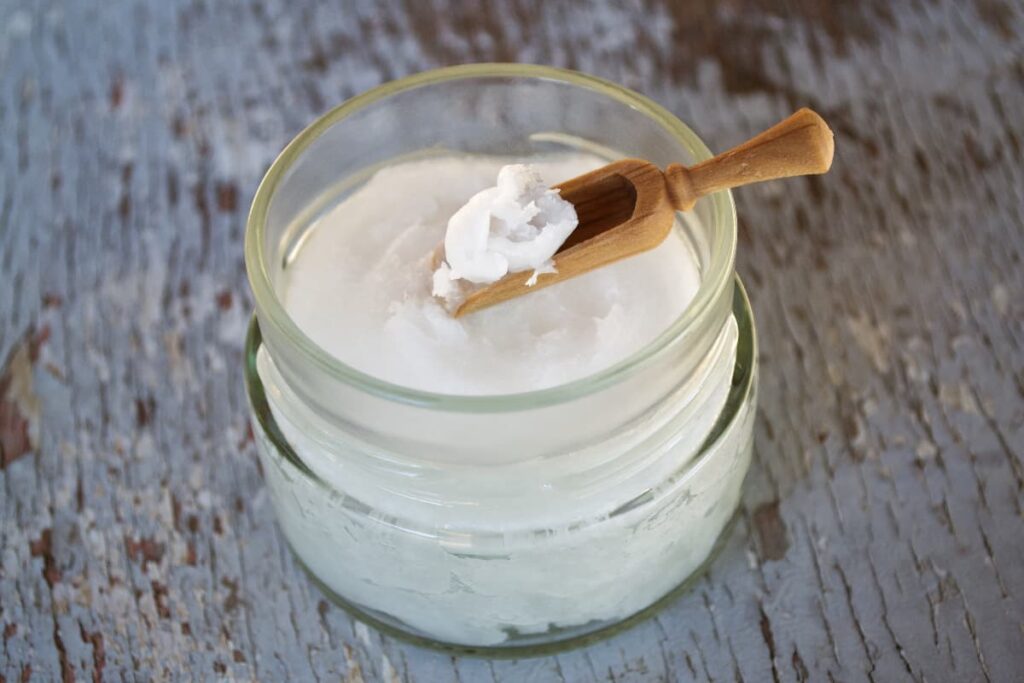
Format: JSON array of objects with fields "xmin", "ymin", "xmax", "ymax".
[{"xmin": 287, "ymin": 510, "xmax": 742, "ymax": 656}]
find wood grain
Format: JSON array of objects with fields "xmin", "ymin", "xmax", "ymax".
[
  {"xmin": 1, "ymin": 0, "xmax": 1022, "ymax": 680},
  {"xmin": 671, "ymin": 108, "xmax": 834, "ymax": 206}
]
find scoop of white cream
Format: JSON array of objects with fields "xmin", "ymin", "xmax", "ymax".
[
  {"xmin": 432, "ymin": 164, "xmax": 578, "ymax": 303},
  {"xmin": 280, "ymin": 155, "xmax": 701, "ymax": 395}
]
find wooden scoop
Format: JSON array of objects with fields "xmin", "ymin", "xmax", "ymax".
[{"xmin": 453, "ymin": 108, "xmax": 834, "ymax": 317}]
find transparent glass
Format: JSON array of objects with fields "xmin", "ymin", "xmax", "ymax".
[{"xmin": 244, "ymin": 64, "xmax": 758, "ymax": 650}]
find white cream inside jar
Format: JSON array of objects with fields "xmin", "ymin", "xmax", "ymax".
[
  {"xmin": 246, "ymin": 66, "xmax": 756, "ymax": 649},
  {"xmin": 253, "ymin": 152, "xmax": 747, "ymax": 645},
  {"xmin": 279, "ymin": 154, "xmax": 702, "ymax": 395}
]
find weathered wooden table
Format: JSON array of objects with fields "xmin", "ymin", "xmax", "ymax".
[{"xmin": 2, "ymin": 1, "xmax": 1022, "ymax": 680}]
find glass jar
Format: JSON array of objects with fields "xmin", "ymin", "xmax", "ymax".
[{"xmin": 244, "ymin": 64, "xmax": 758, "ymax": 651}]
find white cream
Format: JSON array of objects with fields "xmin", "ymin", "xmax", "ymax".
[
  {"xmin": 432, "ymin": 163, "xmax": 578, "ymax": 304},
  {"xmin": 254, "ymin": 152, "xmax": 752, "ymax": 647},
  {"xmin": 281, "ymin": 155, "xmax": 700, "ymax": 395}
]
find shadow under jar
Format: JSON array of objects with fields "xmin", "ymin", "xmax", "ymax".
[{"xmin": 244, "ymin": 64, "xmax": 758, "ymax": 651}]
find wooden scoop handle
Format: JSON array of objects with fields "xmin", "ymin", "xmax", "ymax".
[{"xmin": 666, "ymin": 108, "xmax": 834, "ymax": 210}]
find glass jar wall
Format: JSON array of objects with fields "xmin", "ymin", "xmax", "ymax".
[{"xmin": 244, "ymin": 65, "xmax": 758, "ymax": 649}]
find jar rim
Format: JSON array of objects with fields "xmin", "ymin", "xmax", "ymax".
[{"xmin": 244, "ymin": 63, "xmax": 737, "ymax": 412}]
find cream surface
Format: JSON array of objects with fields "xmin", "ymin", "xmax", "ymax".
[{"xmin": 281, "ymin": 154, "xmax": 702, "ymax": 395}]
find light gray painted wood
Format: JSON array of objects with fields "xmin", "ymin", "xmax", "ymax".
[{"xmin": 1, "ymin": 0, "xmax": 1022, "ymax": 680}]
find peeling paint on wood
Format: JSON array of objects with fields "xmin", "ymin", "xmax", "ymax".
[
  {"xmin": 1, "ymin": 0, "xmax": 1023, "ymax": 680},
  {"xmin": 0, "ymin": 335, "xmax": 41, "ymax": 468},
  {"xmin": 752, "ymin": 501, "xmax": 789, "ymax": 562}
]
